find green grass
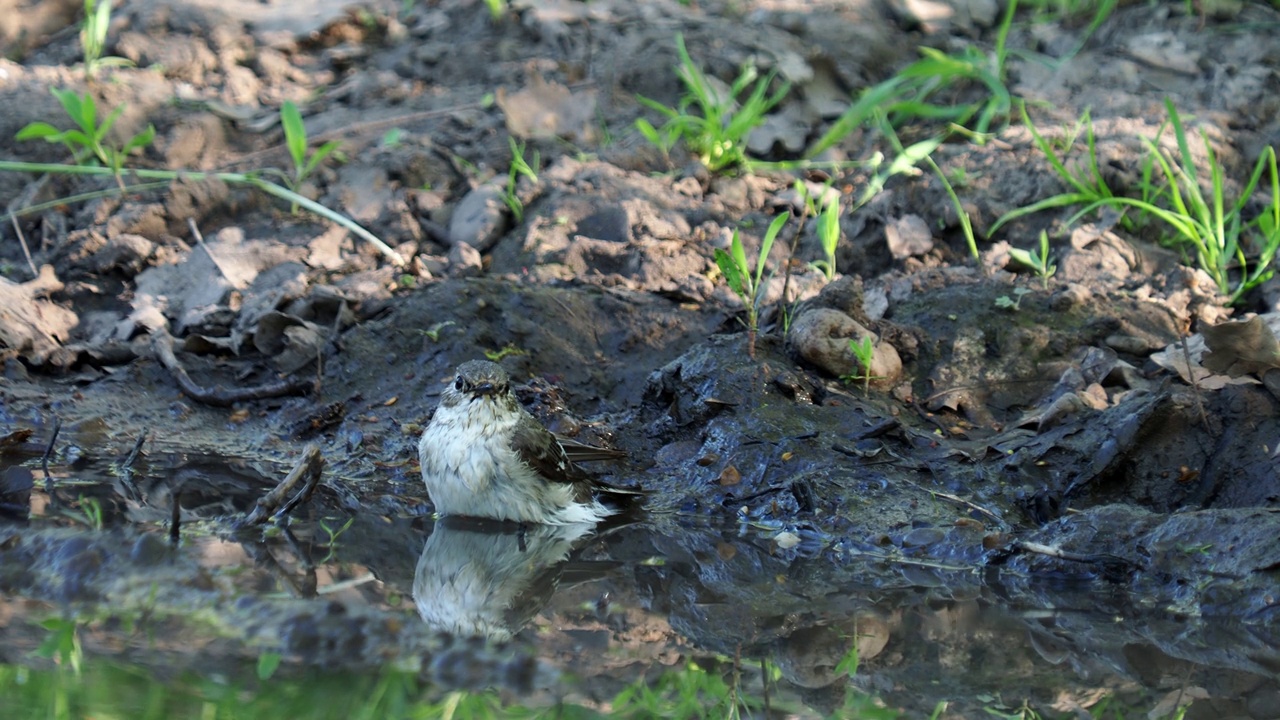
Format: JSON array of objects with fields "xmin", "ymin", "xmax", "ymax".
[
  {"xmin": 715, "ymin": 214, "xmax": 789, "ymax": 359},
  {"xmin": 1008, "ymin": 230, "xmax": 1058, "ymax": 288},
  {"xmin": 807, "ymin": 0, "xmax": 1017, "ymax": 159},
  {"xmin": 79, "ymin": 0, "xmax": 134, "ymax": 79},
  {"xmin": 993, "ymin": 100, "xmax": 1279, "ymax": 304},
  {"xmin": 636, "ymin": 34, "xmax": 789, "ymax": 173},
  {"xmin": 0, "ymin": 161, "xmax": 405, "ymax": 266},
  {"xmin": 503, "ymin": 137, "xmax": 540, "ymax": 222}
]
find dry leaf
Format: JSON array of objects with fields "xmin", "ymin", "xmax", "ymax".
[
  {"xmin": 1201, "ymin": 314, "xmax": 1280, "ymax": 377},
  {"xmin": 719, "ymin": 465, "xmax": 741, "ymax": 486}
]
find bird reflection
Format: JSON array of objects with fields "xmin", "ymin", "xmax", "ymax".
[{"xmin": 413, "ymin": 517, "xmax": 617, "ymax": 642}]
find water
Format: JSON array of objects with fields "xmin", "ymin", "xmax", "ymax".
[{"xmin": 0, "ymin": 446, "xmax": 1272, "ymax": 719}]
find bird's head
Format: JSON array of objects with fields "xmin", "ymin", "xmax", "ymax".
[{"xmin": 441, "ymin": 359, "xmax": 512, "ymax": 407}]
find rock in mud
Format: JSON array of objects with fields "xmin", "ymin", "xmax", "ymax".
[
  {"xmin": 447, "ymin": 242, "xmax": 483, "ymax": 277},
  {"xmin": 788, "ymin": 307, "xmax": 902, "ymax": 387},
  {"xmin": 448, "ymin": 181, "xmax": 508, "ymax": 252}
]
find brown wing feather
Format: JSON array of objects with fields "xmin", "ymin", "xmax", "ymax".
[
  {"xmin": 510, "ymin": 415, "xmax": 585, "ymax": 484},
  {"xmin": 510, "ymin": 415, "xmax": 646, "ymax": 503}
]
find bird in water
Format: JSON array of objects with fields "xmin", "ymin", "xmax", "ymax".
[{"xmin": 418, "ymin": 359, "xmax": 642, "ymax": 525}]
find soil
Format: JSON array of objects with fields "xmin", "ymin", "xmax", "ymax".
[{"xmin": 2, "ymin": 0, "xmax": 1280, "ymax": 717}]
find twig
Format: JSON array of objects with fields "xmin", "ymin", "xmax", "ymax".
[
  {"xmin": 1180, "ymin": 332, "xmax": 1212, "ymax": 435},
  {"xmin": 779, "ymin": 205, "xmax": 809, "ymax": 326},
  {"xmin": 9, "ymin": 213, "xmax": 37, "ymax": 278},
  {"xmin": 151, "ymin": 324, "xmax": 315, "ymax": 407},
  {"xmin": 121, "ymin": 428, "xmax": 149, "ymax": 472},
  {"xmin": 235, "ymin": 444, "xmax": 324, "ymax": 528},
  {"xmin": 187, "ymin": 218, "xmax": 238, "ymax": 287},
  {"xmin": 898, "ymin": 474, "xmax": 1006, "ymax": 528},
  {"xmin": 40, "ymin": 418, "xmax": 61, "ymax": 489},
  {"xmin": 117, "ymin": 428, "xmax": 149, "ymax": 502},
  {"xmin": 169, "ymin": 484, "xmax": 182, "ymax": 545},
  {"xmin": 5, "ymin": 175, "xmax": 48, "ymax": 278},
  {"xmin": 1011, "ymin": 540, "xmax": 1139, "ymax": 576}
]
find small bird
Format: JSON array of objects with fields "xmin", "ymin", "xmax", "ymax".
[
  {"xmin": 418, "ymin": 359, "xmax": 641, "ymax": 525},
  {"xmin": 414, "ymin": 516, "xmax": 607, "ymax": 642}
]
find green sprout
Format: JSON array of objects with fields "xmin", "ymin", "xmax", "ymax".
[
  {"xmin": 35, "ymin": 618, "xmax": 84, "ymax": 674},
  {"xmin": 484, "ymin": 344, "xmax": 527, "ymax": 362},
  {"xmin": 841, "ymin": 336, "xmax": 879, "ymax": 393},
  {"xmin": 256, "ymin": 652, "xmax": 283, "ymax": 681},
  {"xmin": 636, "ymin": 34, "xmax": 790, "ymax": 173},
  {"xmin": 995, "ymin": 286, "xmax": 1033, "ymax": 311},
  {"xmin": 481, "ymin": 0, "xmax": 507, "ymax": 20},
  {"xmin": 74, "ymin": 495, "xmax": 104, "ymax": 531},
  {"xmin": 714, "ymin": 214, "xmax": 788, "ymax": 359},
  {"xmin": 503, "ymin": 137, "xmax": 539, "ymax": 222},
  {"xmin": 280, "ymin": 100, "xmax": 341, "ymax": 213},
  {"xmin": 801, "ymin": 181, "xmax": 843, "ymax": 281},
  {"xmin": 80, "ymin": 0, "xmax": 134, "ymax": 80},
  {"xmin": 16, "ymin": 88, "xmax": 155, "ymax": 186},
  {"xmin": 420, "ymin": 320, "xmax": 455, "ymax": 342},
  {"xmin": 316, "ymin": 516, "xmax": 355, "ymax": 564},
  {"xmin": 1007, "ymin": 230, "xmax": 1057, "ymax": 288}
]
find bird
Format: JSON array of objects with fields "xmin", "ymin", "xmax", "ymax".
[
  {"xmin": 417, "ymin": 359, "xmax": 642, "ymax": 525},
  {"xmin": 413, "ymin": 516, "xmax": 613, "ymax": 642}
]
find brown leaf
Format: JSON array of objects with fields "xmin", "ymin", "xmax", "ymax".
[
  {"xmin": 718, "ymin": 465, "xmax": 741, "ymax": 486},
  {"xmin": 1201, "ymin": 315, "xmax": 1280, "ymax": 377}
]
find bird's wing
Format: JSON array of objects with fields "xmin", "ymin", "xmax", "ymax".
[
  {"xmin": 557, "ymin": 436, "xmax": 627, "ymax": 463},
  {"xmin": 510, "ymin": 414, "xmax": 584, "ymax": 484}
]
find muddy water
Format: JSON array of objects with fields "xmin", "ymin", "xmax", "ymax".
[{"xmin": 2, "ymin": 449, "xmax": 1272, "ymax": 719}]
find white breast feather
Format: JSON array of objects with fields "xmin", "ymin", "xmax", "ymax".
[{"xmin": 419, "ymin": 396, "xmax": 613, "ymax": 524}]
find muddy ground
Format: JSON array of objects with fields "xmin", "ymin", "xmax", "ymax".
[{"xmin": 2, "ymin": 0, "xmax": 1280, "ymax": 717}]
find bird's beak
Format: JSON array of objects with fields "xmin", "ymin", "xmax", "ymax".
[{"xmin": 471, "ymin": 382, "xmax": 498, "ymax": 398}]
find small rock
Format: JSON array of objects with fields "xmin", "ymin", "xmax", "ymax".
[
  {"xmin": 788, "ymin": 307, "xmax": 902, "ymax": 387},
  {"xmin": 885, "ymin": 214, "xmax": 934, "ymax": 259},
  {"xmin": 1050, "ymin": 283, "xmax": 1092, "ymax": 310},
  {"xmin": 92, "ymin": 233, "xmax": 155, "ymax": 273},
  {"xmin": 448, "ymin": 182, "xmax": 508, "ymax": 252},
  {"xmin": 1105, "ymin": 334, "xmax": 1157, "ymax": 355},
  {"xmin": 774, "ymin": 531, "xmax": 801, "ymax": 549},
  {"xmin": 447, "ymin": 242, "xmax": 483, "ymax": 277}
]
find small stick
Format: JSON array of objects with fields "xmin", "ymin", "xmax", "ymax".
[
  {"xmin": 40, "ymin": 418, "xmax": 61, "ymax": 489},
  {"xmin": 5, "ymin": 175, "xmax": 47, "ymax": 278},
  {"xmin": 121, "ymin": 428, "xmax": 149, "ymax": 472},
  {"xmin": 9, "ymin": 213, "xmax": 37, "ymax": 278},
  {"xmin": 1180, "ymin": 333, "xmax": 1212, "ymax": 435},
  {"xmin": 187, "ymin": 218, "xmax": 238, "ymax": 287},
  {"xmin": 1012, "ymin": 540, "xmax": 1138, "ymax": 573},
  {"xmin": 169, "ymin": 484, "xmax": 182, "ymax": 545},
  {"xmin": 152, "ymin": 325, "xmax": 315, "ymax": 407},
  {"xmin": 236, "ymin": 444, "xmax": 324, "ymax": 528}
]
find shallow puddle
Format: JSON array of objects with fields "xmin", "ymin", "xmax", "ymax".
[{"xmin": 0, "ymin": 447, "xmax": 1270, "ymax": 718}]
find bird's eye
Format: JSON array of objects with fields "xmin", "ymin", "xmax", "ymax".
[{"xmin": 454, "ymin": 377, "xmax": 465, "ymax": 391}]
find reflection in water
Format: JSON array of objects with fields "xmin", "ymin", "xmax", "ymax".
[{"xmin": 413, "ymin": 517, "xmax": 612, "ymax": 642}]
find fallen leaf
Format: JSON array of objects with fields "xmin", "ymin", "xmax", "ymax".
[
  {"xmin": 719, "ymin": 465, "xmax": 741, "ymax": 486},
  {"xmin": 1201, "ymin": 314, "xmax": 1280, "ymax": 377},
  {"xmin": 497, "ymin": 74, "xmax": 597, "ymax": 142}
]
